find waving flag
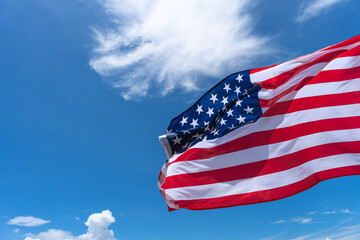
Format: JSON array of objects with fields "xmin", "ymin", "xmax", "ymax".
[{"xmin": 158, "ymin": 35, "xmax": 360, "ymax": 211}]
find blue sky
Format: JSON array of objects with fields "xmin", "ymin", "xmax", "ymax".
[{"xmin": 1, "ymin": 0, "xmax": 360, "ymax": 239}]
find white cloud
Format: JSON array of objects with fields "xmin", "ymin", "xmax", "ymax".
[
  {"xmin": 266, "ymin": 219, "xmax": 360, "ymax": 240},
  {"xmin": 13, "ymin": 229, "xmax": 20, "ymax": 234},
  {"xmin": 341, "ymin": 209, "xmax": 355, "ymax": 214},
  {"xmin": 271, "ymin": 217, "xmax": 312, "ymax": 224},
  {"xmin": 7, "ymin": 216, "xmax": 50, "ymax": 227},
  {"xmin": 293, "ymin": 217, "xmax": 313, "ymax": 224},
  {"xmin": 79, "ymin": 210, "xmax": 115, "ymax": 240},
  {"xmin": 318, "ymin": 208, "xmax": 355, "ymax": 215},
  {"xmin": 307, "ymin": 208, "xmax": 354, "ymax": 216},
  {"xmin": 271, "ymin": 219, "xmax": 287, "ymax": 224},
  {"xmin": 24, "ymin": 210, "xmax": 116, "ymax": 240},
  {"xmin": 307, "ymin": 210, "xmax": 318, "ymax": 215},
  {"xmin": 291, "ymin": 227, "xmax": 360, "ymax": 240},
  {"xmin": 321, "ymin": 211, "xmax": 338, "ymax": 215},
  {"xmin": 25, "ymin": 229, "xmax": 77, "ymax": 240},
  {"xmin": 296, "ymin": 0, "xmax": 346, "ymax": 23},
  {"xmin": 341, "ymin": 224, "xmax": 360, "ymax": 230},
  {"xmin": 89, "ymin": 0, "xmax": 273, "ymax": 100}
]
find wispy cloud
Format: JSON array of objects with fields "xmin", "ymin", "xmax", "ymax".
[
  {"xmin": 89, "ymin": 0, "xmax": 274, "ymax": 100},
  {"xmin": 341, "ymin": 209, "xmax": 355, "ymax": 214},
  {"xmin": 266, "ymin": 218, "xmax": 360, "ymax": 240},
  {"xmin": 307, "ymin": 210, "xmax": 318, "ymax": 215},
  {"xmin": 321, "ymin": 210, "xmax": 338, "ymax": 215},
  {"xmin": 24, "ymin": 210, "xmax": 116, "ymax": 240},
  {"xmin": 308, "ymin": 208, "xmax": 355, "ymax": 215},
  {"xmin": 293, "ymin": 217, "xmax": 313, "ymax": 224},
  {"xmin": 296, "ymin": 0, "xmax": 346, "ymax": 23},
  {"xmin": 272, "ymin": 219, "xmax": 287, "ymax": 224},
  {"xmin": 275, "ymin": 208, "xmax": 355, "ymax": 225},
  {"xmin": 290, "ymin": 227, "xmax": 360, "ymax": 240},
  {"xmin": 7, "ymin": 216, "xmax": 50, "ymax": 227},
  {"xmin": 272, "ymin": 217, "xmax": 313, "ymax": 224},
  {"xmin": 259, "ymin": 232, "xmax": 287, "ymax": 240},
  {"xmin": 341, "ymin": 224, "xmax": 360, "ymax": 230}
]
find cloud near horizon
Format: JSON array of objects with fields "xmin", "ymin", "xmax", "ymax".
[
  {"xmin": 89, "ymin": 0, "xmax": 273, "ymax": 100},
  {"xmin": 291, "ymin": 224, "xmax": 360, "ymax": 240},
  {"xmin": 266, "ymin": 220, "xmax": 360, "ymax": 240},
  {"xmin": 296, "ymin": 0, "xmax": 346, "ymax": 23},
  {"xmin": 24, "ymin": 210, "xmax": 116, "ymax": 240}
]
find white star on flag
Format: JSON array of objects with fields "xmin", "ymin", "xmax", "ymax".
[
  {"xmin": 234, "ymin": 86, "xmax": 241, "ymax": 95},
  {"xmin": 182, "ymin": 129, "xmax": 191, "ymax": 135},
  {"xmin": 190, "ymin": 119, "xmax": 199, "ymax": 128},
  {"xmin": 226, "ymin": 108, "xmax": 234, "ymax": 117},
  {"xmin": 180, "ymin": 116, "xmax": 188, "ymax": 126},
  {"xmin": 236, "ymin": 74, "xmax": 243, "ymax": 83},
  {"xmin": 209, "ymin": 93, "xmax": 218, "ymax": 104},
  {"xmin": 211, "ymin": 129, "xmax": 219, "ymax": 136},
  {"xmin": 223, "ymin": 83, "xmax": 231, "ymax": 93},
  {"xmin": 206, "ymin": 107, "xmax": 214, "ymax": 117},
  {"xmin": 235, "ymin": 99, "xmax": 243, "ymax": 107},
  {"xmin": 221, "ymin": 96, "xmax": 229, "ymax": 106},
  {"xmin": 172, "ymin": 135, "xmax": 182, "ymax": 145},
  {"xmin": 244, "ymin": 106, "xmax": 254, "ymax": 114},
  {"xmin": 236, "ymin": 115, "xmax": 246, "ymax": 123},
  {"xmin": 196, "ymin": 105, "xmax": 203, "ymax": 115},
  {"xmin": 220, "ymin": 118, "xmax": 227, "ymax": 126}
]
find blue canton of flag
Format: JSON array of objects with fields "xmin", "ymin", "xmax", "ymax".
[{"xmin": 159, "ymin": 70, "xmax": 263, "ymax": 158}]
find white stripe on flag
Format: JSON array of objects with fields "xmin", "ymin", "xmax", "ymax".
[
  {"xmin": 277, "ymin": 78, "xmax": 360, "ymax": 102},
  {"xmin": 323, "ymin": 55, "xmax": 360, "ymax": 71}
]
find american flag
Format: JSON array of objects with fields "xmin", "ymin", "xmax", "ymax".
[{"xmin": 158, "ymin": 35, "xmax": 360, "ymax": 211}]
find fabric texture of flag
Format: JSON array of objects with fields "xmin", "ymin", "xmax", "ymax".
[{"xmin": 158, "ymin": 35, "xmax": 360, "ymax": 211}]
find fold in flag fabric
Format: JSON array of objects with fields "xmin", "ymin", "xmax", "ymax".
[{"xmin": 158, "ymin": 35, "xmax": 360, "ymax": 211}]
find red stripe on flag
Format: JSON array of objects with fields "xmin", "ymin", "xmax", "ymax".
[{"xmin": 310, "ymin": 66, "xmax": 360, "ymax": 84}]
